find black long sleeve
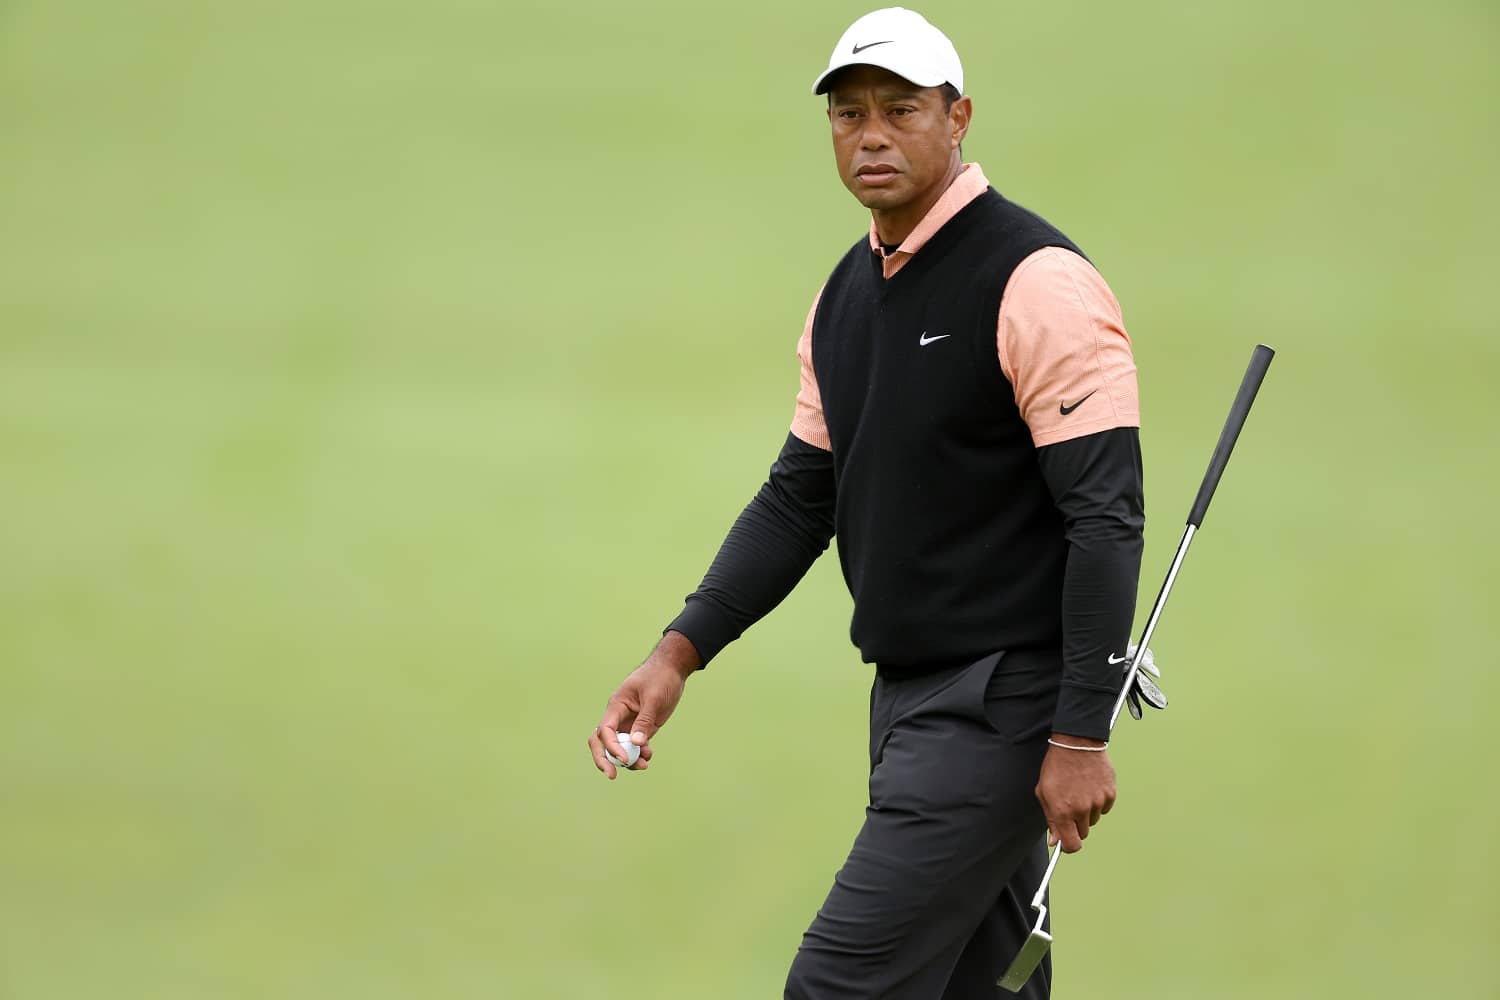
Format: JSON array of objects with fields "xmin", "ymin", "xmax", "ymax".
[
  {"xmin": 1035, "ymin": 427, "xmax": 1146, "ymax": 740},
  {"xmin": 665, "ymin": 433, "xmax": 837, "ymax": 665}
]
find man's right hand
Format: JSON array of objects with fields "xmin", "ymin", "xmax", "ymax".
[
  {"xmin": 1035, "ymin": 733, "xmax": 1117, "ymax": 853},
  {"xmin": 588, "ymin": 630, "xmax": 701, "ymax": 779}
]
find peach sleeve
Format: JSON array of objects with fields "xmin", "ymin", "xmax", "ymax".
[
  {"xmin": 997, "ymin": 248, "xmax": 1140, "ymax": 448},
  {"xmin": 790, "ymin": 285, "xmax": 831, "ymax": 450}
]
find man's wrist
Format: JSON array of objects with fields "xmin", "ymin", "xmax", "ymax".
[
  {"xmin": 663, "ymin": 600, "xmax": 738, "ymax": 666},
  {"xmin": 652, "ymin": 630, "xmax": 703, "ymax": 680}
]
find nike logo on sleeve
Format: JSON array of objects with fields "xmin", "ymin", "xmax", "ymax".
[{"xmin": 1059, "ymin": 389, "xmax": 1097, "ymax": 415}]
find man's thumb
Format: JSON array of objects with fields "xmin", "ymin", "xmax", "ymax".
[{"xmin": 630, "ymin": 709, "xmax": 658, "ymax": 745}]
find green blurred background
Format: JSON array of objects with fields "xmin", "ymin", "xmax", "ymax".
[{"xmin": 3, "ymin": 1, "xmax": 1496, "ymax": 996}]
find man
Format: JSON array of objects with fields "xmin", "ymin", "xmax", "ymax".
[{"xmin": 586, "ymin": 8, "xmax": 1145, "ymax": 998}]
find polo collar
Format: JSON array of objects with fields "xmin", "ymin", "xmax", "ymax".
[{"xmin": 867, "ymin": 163, "xmax": 991, "ymax": 266}]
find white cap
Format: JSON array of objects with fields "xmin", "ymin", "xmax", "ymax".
[{"xmin": 811, "ymin": 7, "xmax": 963, "ymax": 96}]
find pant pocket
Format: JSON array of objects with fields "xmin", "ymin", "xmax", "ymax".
[{"xmin": 980, "ymin": 648, "xmax": 1061, "ymax": 744}]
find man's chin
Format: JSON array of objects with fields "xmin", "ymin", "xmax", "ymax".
[{"xmin": 847, "ymin": 183, "xmax": 908, "ymax": 211}]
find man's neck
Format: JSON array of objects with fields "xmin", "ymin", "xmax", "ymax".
[{"xmin": 871, "ymin": 159, "xmax": 965, "ymax": 247}]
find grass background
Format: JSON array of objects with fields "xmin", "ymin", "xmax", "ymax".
[{"xmin": 2, "ymin": 1, "xmax": 1497, "ymax": 996}]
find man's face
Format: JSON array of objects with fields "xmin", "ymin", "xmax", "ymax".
[{"xmin": 826, "ymin": 65, "xmax": 971, "ymax": 216}]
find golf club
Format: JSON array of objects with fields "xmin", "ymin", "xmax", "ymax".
[{"xmin": 998, "ymin": 343, "xmax": 1276, "ymax": 993}]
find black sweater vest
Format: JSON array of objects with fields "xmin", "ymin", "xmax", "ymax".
[{"xmin": 811, "ymin": 188, "xmax": 1084, "ymax": 668}]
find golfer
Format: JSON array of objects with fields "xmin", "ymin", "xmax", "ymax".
[{"xmin": 587, "ymin": 8, "xmax": 1145, "ymax": 997}]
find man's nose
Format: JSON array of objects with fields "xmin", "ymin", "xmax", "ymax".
[{"xmin": 859, "ymin": 120, "xmax": 891, "ymax": 151}]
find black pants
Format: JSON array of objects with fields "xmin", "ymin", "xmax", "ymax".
[{"xmin": 785, "ymin": 651, "xmax": 1057, "ymax": 999}]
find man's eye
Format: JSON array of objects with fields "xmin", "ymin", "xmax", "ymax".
[
  {"xmin": 838, "ymin": 109, "xmax": 862, "ymax": 119},
  {"xmin": 889, "ymin": 107, "xmax": 912, "ymax": 117}
]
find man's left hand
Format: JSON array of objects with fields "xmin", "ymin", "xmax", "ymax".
[{"xmin": 1035, "ymin": 734, "xmax": 1117, "ymax": 853}]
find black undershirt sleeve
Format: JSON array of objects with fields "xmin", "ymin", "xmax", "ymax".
[
  {"xmin": 1035, "ymin": 427, "xmax": 1146, "ymax": 740},
  {"xmin": 665, "ymin": 432, "xmax": 837, "ymax": 666}
]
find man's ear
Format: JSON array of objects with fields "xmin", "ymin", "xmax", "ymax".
[{"xmin": 950, "ymin": 95, "xmax": 973, "ymax": 148}]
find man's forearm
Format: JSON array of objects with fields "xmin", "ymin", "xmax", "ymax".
[
  {"xmin": 1036, "ymin": 427, "xmax": 1146, "ymax": 740},
  {"xmin": 1051, "ymin": 515, "xmax": 1144, "ymax": 739},
  {"xmin": 666, "ymin": 433, "xmax": 836, "ymax": 666}
]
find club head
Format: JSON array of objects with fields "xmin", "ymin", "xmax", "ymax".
[
  {"xmin": 997, "ymin": 922, "xmax": 1052, "ymax": 992},
  {"xmin": 1135, "ymin": 671, "xmax": 1168, "ymax": 710}
]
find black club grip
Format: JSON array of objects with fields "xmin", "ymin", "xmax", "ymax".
[{"xmin": 1187, "ymin": 344, "xmax": 1275, "ymax": 528}]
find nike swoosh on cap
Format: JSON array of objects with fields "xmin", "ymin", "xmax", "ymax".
[
  {"xmin": 1059, "ymin": 389, "xmax": 1097, "ymax": 416},
  {"xmin": 851, "ymin": 40, "xmax": 894, "ymax": 54}
]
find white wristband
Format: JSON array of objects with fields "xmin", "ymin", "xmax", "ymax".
[{"xmin": 1047, "ymin": 738, "xmax": 1109, "ymax": 752}]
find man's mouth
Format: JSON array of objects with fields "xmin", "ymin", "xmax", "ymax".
[{"xmin": 855, "ymin": 164, "xmax": 900, "ymax": 186}]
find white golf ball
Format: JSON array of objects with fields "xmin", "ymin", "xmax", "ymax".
[{"xmin": 606, "ymin": 732, "xmax": 640, "ymax": 769}]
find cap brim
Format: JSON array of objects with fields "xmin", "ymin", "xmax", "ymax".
[{"xmin": 811, "ymin": 53, "xmax": 948, "ymax": 95}]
